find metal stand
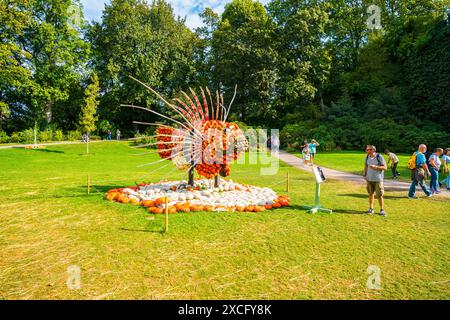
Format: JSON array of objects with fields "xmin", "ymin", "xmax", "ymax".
[{"xmin": 302, "ymin": 182, "xmax": 332, "ymax": 214}]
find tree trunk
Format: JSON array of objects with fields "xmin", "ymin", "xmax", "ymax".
[
  {"xmin": 188, "ymin": 166, "xmax": 194, "ymax": 186},
  {"xmin": 214, "ymin": 175, "xmax": 220, "ymax": 188}
]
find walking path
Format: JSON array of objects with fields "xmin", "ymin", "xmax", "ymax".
[
  {"xmin": 0, "ymin": 139, "xmax": 136, "ymax": 149},
  {"xmin": 273, "ymin": 150, "xmax": 450, "ymax": 199}
]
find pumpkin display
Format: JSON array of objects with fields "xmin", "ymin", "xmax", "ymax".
[{"xmin": 106, "ymin": 179, "xmax": 289, "ymax": 214}]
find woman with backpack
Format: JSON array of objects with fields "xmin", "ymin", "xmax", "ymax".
[
  {"xmin": 408, "ymin": 144, "xmax": 432, "ymax": 199},
  {"xmin": 428, "ymin": 148, "xmax": 444, "ymax": 194}
]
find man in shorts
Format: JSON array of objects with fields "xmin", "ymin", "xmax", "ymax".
[{"xmin": 364, "ymin": 145, "xmax": 387, "ymax": 216}]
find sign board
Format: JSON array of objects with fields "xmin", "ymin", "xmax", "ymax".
[{"xmin": 313, "ymin": 166, "xmax": 326, "ymax": 184}]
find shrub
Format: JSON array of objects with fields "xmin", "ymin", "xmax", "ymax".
[
  {"xmin": 38, "ymin": 130, "xmax": 53, "ymax": 142},
  {"xmin": 0, "ymin": 131, "xmax": 9, "ymax": 143},
  {"xmin": 67, "ymin": 131, "xmax": 81, "ymax": 141},
  {"xmin": 133, "ymin": 134, "xmax": 156, "ymax": 148},
  {"xmin": 54, "ymin": 130, "xmax": 64, "ymax": 141}
]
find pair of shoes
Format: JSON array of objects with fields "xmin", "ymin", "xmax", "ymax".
[
  {"xmin": 367, "ymin": 208, "xmax": 374, "ymax": 215},
  {"xmin": 380, "ymin": 210, "xmax": 387, "ymax": 217},
  {"xmin": 408, "ymin": 195, "xmax": 418, "ymax": 199}
]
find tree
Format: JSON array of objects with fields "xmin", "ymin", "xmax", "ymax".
[
  {"xmin": 21, "ymin": 0, "xmax": 90, "ymax": 130},
  {"xmin": 0, "ymin": 0, "xmax": 32, "ymax": 132},
  {"xmin": 268, "ymin": 0, "xmax": 331, "ymax": 121},
  {"xmin": 211, "ymin": 0, "xmax": 278, "ymax": 125},
  {"xmin": 78, "ymin": 73, "xmax": 99, "ymax": 155},
  {"xmin": 88, "ymin": 0, "xmax": 198, "ymax": 133}
]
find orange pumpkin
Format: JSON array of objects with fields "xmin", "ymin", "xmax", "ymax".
[
  {"xmin": 255, "ymin": 206, "xmax": 266, "ymax": 212},
  {"xmin": 279, "ymin": 200, "xmax": 289, "ymax": 207},
  {"xmin": 141, "ymin": 200, "xmax": 156, "ymax": 207},
  {"xmin": 169, "ymin": 206, "xmax": 177, "ymax": 214},
  {"xmin": 155, "ymin": 197, "xmax": 172, "ymax": 205},
  {"xmin": 244, "ymin": 206, "xmax": 255, "ymax": 212},
  {"xmin": 106, "ymin": 193, "xmax": 116, "ymax": 201},
  {"xmin": 153, "ymin": 207, "xmax": 164, "ymax": 214},
  {"xmin": 235, "ymin": 206, "xmax": 245, "ymax": 212},
  {"xmin": 264, "ymin": 204, "xmax": 273, "ymax": 210},
  {"xmin": 129, "ymin": 198, "xmax": 139, "ymax": 205},
  {"xmin": 272, "ymin": 202, "xmax": 281, "ymax": 208}
]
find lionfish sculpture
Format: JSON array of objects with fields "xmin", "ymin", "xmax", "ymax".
[{"xmin": 122, "ymin": 76, "xmax": 248, "ymax": 186}]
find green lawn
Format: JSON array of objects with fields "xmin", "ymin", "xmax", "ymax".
[
  {"xmin": 293, "ymin": 151, "xmax": 444, "ymax": 183},
  {"xmin": 0, "ymin": 142, "xmax": 448, "ymax": 299}
]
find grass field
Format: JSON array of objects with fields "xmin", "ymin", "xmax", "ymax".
[
  {"xmin": 0, "ymin": 142, "xmax": 449, "ymax": 299},
  {"xmin": 294, "ymin": 151, "xmax": 448, "ymax": 183}
]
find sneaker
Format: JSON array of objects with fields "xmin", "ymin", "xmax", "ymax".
[
  {"xmin": 434, "ymin": 190, "xmax": 442, "ymax": 194},
  {"xmin": 408, "ymin": 195, "xmax": 418, "ymax": 199},
  {"xmin": 380, "ymin": 210, "xmax": 387, "ymax": 217},
  {"xmin": 367, "ymin": 208, "xmax": 374, "ymax": 215},
  {"xmin": 427, "ymin": 193, "xmax": 433, "ymax": 198}
]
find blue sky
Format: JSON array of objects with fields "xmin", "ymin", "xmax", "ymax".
[{"xmin": 80, "ymin": 0, "xmax": 269, "ymax": 30}]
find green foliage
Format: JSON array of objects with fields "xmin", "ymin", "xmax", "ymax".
[
  {"xmin": 54, "ymin": 130, "xmax": 64, "ymax": 142},
  {"xmin": 66, "ymin": 130, "xmax": 81, "ymax": 141},
  {"xmin": 78, "ymin": 73, "xmax": 100, "ymax": 134},
  {"xmin": 211, "ymin": 0, "xmax": 278, "ymax": 123},
  {"xmin": 133, "ymin": 133, "xmax": 156, "ymax": 148},
  {"xmin": 38, "ymin": 130, "xmax": 53, "ymax": 142},
  {"xmin": 88, "ymin": 0, "xmax": 198, "ymax": 129}
]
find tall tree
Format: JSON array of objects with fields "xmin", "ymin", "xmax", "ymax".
[
  {"xmin": 211, "ymin": 0, "xmax": 278, "ymax": 125},
  {"xmin": 0, "ymin": 0, "xmax": 32, "ymax": 131},
  {"xmin": 268, "ymin": 0, "xmax": 331, "ymax": 120},
  {"xmin": 20, "ymin": 0, "xmax": 90, "ymax": 130},
  {"xmin": 88, "ymin": 0, "xmax": 198, "ymax": 133},
  {"xmin": 78, "ymin": 73, "xmax": 99, "ymax": 155}
]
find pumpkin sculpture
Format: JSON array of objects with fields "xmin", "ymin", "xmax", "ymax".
[
  {"xmin": 123, "ymin": 77, "xmax": 248, "ymax": 185},
  {"xmin": 111, "ymin": 77, "xmax": 289, "ymax": 214}
]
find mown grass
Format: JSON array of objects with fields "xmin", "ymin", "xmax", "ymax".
[{"xmin": 0, "ymin": 142, "xmax": 448, "ymax": 299}]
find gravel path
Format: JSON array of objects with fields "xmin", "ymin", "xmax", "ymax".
[{"xmin": 273, "ymin": 150, "xmax": 450, "ymax": 199}]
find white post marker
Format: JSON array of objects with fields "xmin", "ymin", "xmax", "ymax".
[{"xmin": 302, "ymin": 166, "xmax": 332, "ymax": 214}]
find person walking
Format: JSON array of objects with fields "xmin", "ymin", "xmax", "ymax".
[
  {"xmin": 440, "ymin": 148, "xmax": 450, "ymax": 190},
  {"xmin": 302, "ymin": 143, "xmax": 312, "ymax": 166},
  {"xmin": 363, "ymin": 145, "xmax": 387, "ymax": 216},
  {"xmin": 107, "ymin": 130, "xmax": 112, "ymax": 141},
  {"xmin": 441, "ymin": 148, "xmax": 450, "ymax": 190},
  {"xmin": 301, "ymin": 140, "xmax": 309, "ymax": 161},
  {"xmin": 428, "ymin": 148, "xmax": 444, "ymax": 194},
  {"xmin": 384, "ymin": 149, "xmax": 400, "ymax": 179},
  {"xmin": 408, "ymin": 144, "xmax": 432, "ymax": 199},
  {"xmin": 116, "ymin": 128, "xmax": 121, "ymax": 141},
  {"xmin": 309, "ymin": 139, "xmax": 320, "ymax": 165}
]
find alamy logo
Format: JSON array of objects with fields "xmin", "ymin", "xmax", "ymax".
[
  {"xmin": 367, "ymin": 265, "xmax": 381, "ymax": 290},
  {"xmin": 66, "ymin": 265, "xmax": 81, "ymax": 290},
  {"xmin": 367, "ymin": 4, "xmax": 382, "ymax": 31},
  {"xmin": 67, "ymin": 4, "xmax": 82, "ymax": 30}
]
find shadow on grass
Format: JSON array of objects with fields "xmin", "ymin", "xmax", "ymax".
[
  {"xmin": 337, "ymin": 193, "xmax": 406, "ymax": 200},
  {"xmin": 288, "ymin": 204, "xmax": 364, "ymax": 215},
  {"xmin": 120, "ymin": 227, "xmax": 164, "ymax": 234},
  {"xmin": 31, "ymin": 148, "xmax": 64, "ymax": 154}
]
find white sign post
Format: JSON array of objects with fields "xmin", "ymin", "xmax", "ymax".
[{"xmin": 302, "ymin": 166, "xmax": 332, "ymax": 214}]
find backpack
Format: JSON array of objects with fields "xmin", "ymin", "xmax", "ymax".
[
  {"xmin": 366, "ymin": 153, "xmax": 383, "ymax": 166},
  {"xmin": 407, "ymin": 152, "xmax": 420, "ymax": 170}
]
